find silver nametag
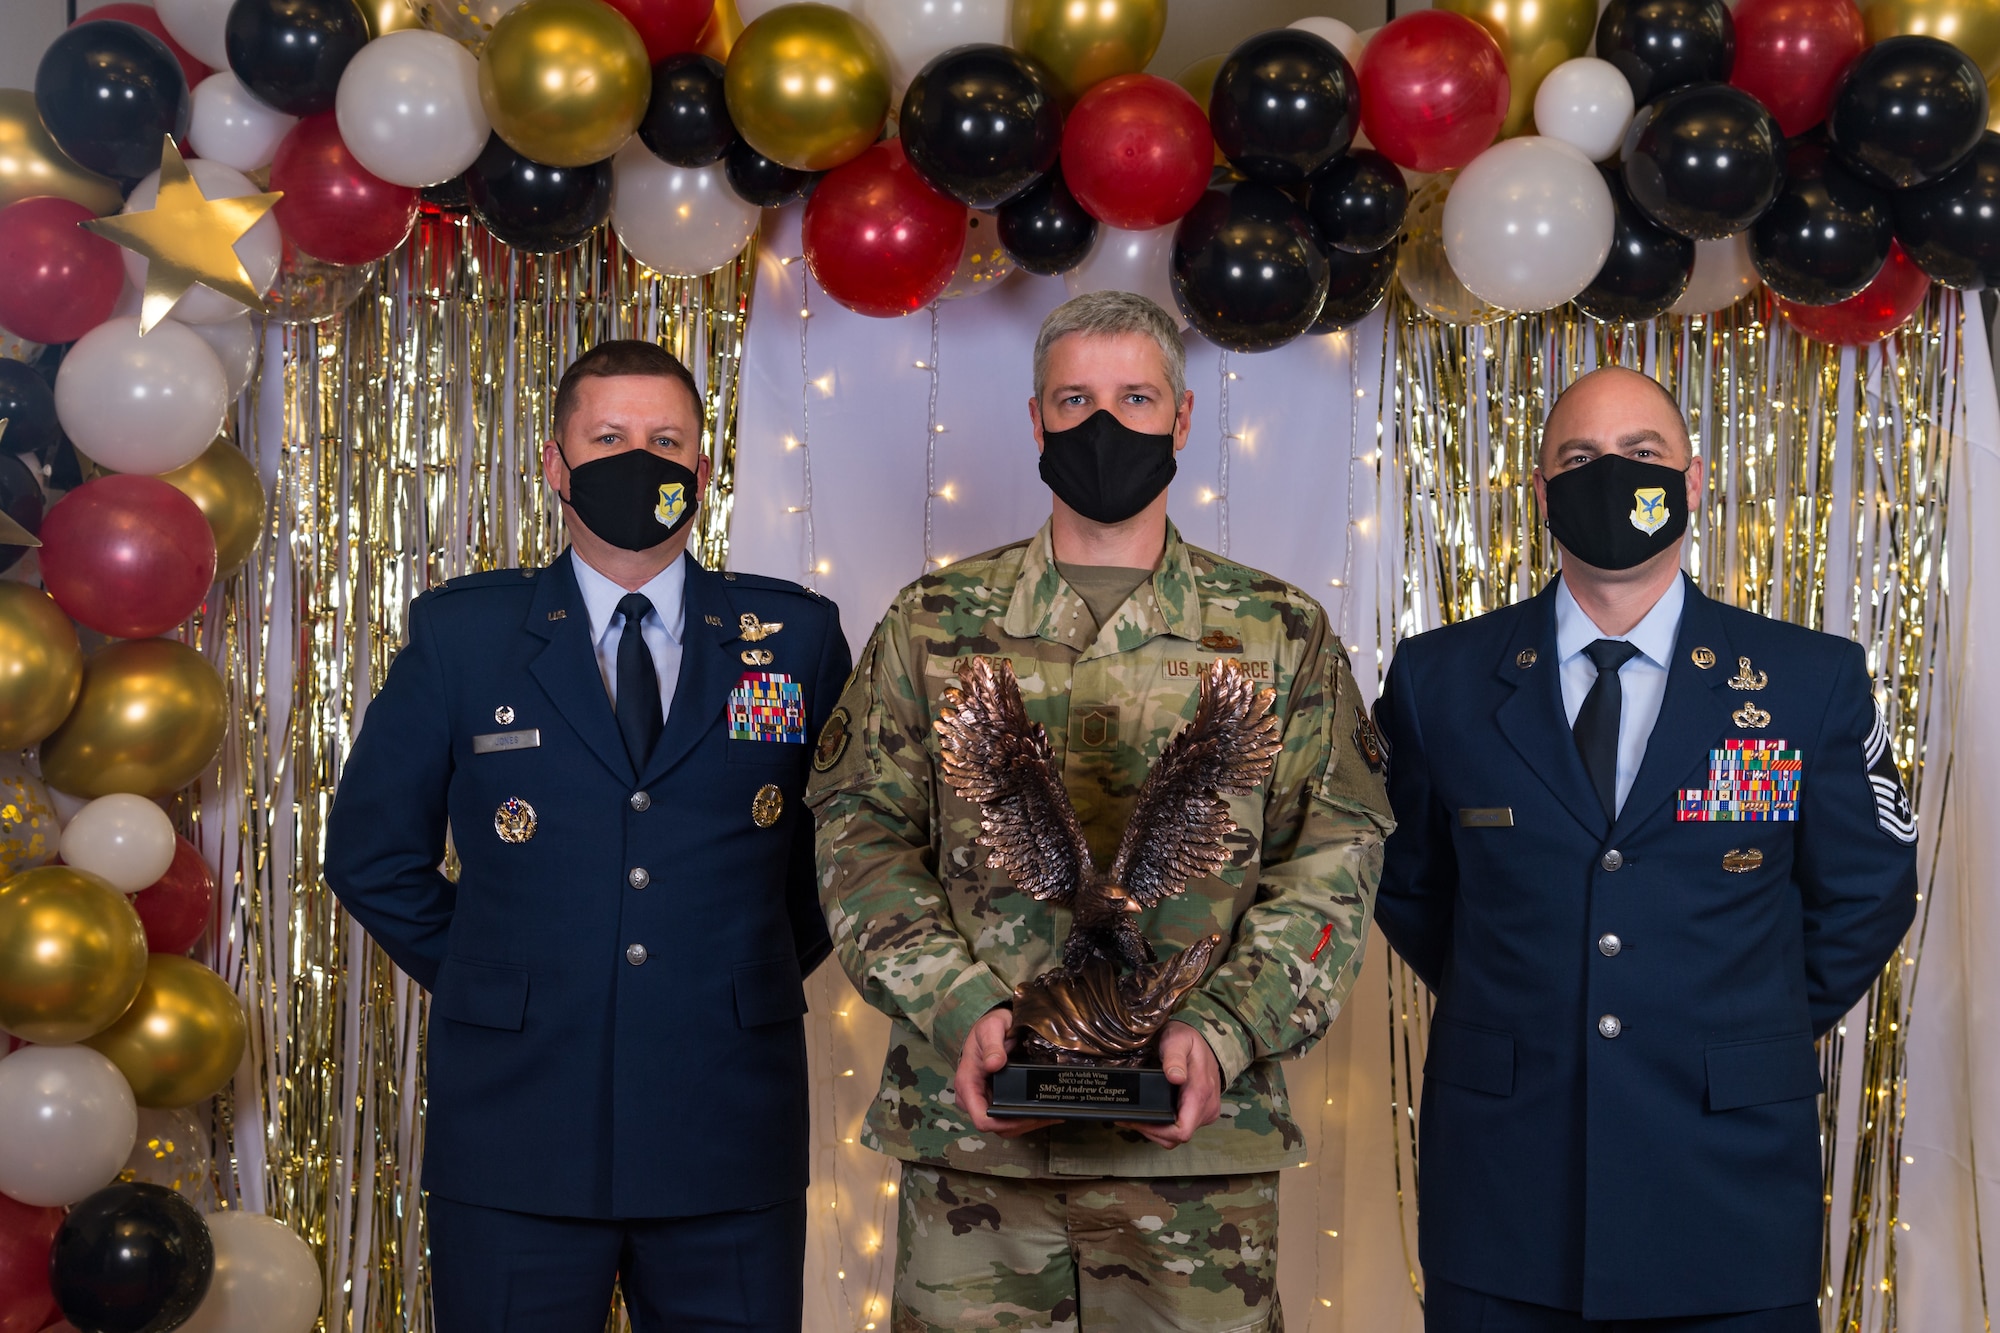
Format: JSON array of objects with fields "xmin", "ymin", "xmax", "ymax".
[{"xmin": 472, "ymin": 728, "xmax": 541, "ymax": 754}]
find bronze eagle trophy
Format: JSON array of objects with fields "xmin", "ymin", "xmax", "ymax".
[{"xmin": 934, "ymin": 656, "xmax": 1281, "ymax": 1120}]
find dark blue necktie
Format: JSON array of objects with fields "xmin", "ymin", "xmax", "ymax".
[
  {"xmin": 1574, "ymin": 638, "xmax": 1641, "ymax": 820},
  {"xmin": 615, "ymin": 592, "xmax": 661, "ymax": 769}
]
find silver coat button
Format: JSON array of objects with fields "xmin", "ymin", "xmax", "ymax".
[
  {"xmin": 628, "ymin": 867, "xmax": 650, "ymax": 889},
  {"xmin": 1598, "ymin": 933, "xmax": 1622, "ymax": 957},
  {"xmin": 1598, "ymin": 1014, "xmax": 1622, "ymax": 1039},
  {"xmin": 1600, "ymin": 849, "xmax": 1625, "ymax": 872},
  {"xmin": 630, "ymin": 791, "xmax": 651, "ymax": 812},
  {"xmin": 626, "ymin": 943, "xmax": 648, "ymax": 966}
]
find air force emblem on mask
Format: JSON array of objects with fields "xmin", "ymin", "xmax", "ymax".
[
  {"xmin": 1630, "ymin": 487, "xmax": 1669, "ymax": 535},
  {"xmin": 655, "ymin": 482, "xmax": 687, "ymax": 528}
]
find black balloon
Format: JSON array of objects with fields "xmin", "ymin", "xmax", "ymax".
[
  {"xmin": 1171, "ymin": 182, "xmax": 1330, "ymax": 352},
  {"xmin": 1311, "ymin": 238, "xmax": 1397, "ymax": 332},
  {"xmin": 33, "ymin": 21, "xmax": 190, "ymax": 185},
  {"xmin": 465, "ymin": 135, "xmax": 613, "ymax": 253},
  {"xmin": 1750, "ymin": 137, "xmax": 1890, "ymax": 304},
  {"xmin": 1595, "ymin": 0, "xmax": 1734, "ymax": 105},
  {"xmin": 225, "ymin": 0, "xmax": 370, "ymax": 118},
  {"xmin": 1827, "ymin": 35, "xmax": 1988, "ymax": 190},
  {"xmin": 0, "ymin": 358, "xmax": 63, "ymax": 460},
  {"xmin": 1304, "ymin": 149, "xmax": 1406, "ymax": 254},
  {"xmin": 1896, "ymin": 131, "xmax": 2000, "ymax": 289},
  {"xmin": 421, "ymin": 173, "xmax": 472, "ymax": 216},
  {"xmin": 51, "ymin": 1183, "xmax": 213, "ymax": 1333},
  {"xmin": 639, "ymin": 54, "xmax": 736, "ymax": 168},
  {"xmin": 1209, "ymin": 29, "xmax": 1359, "ymax": 185},
  {"xmin": 1622, "ymin": 83, "xmax": 1785, "ymax": 240},
  {"xmin": 723, "ymin": 137, "xmax": 819, "ymax": 208},
  {"xmin": 996, "ymin": 165, "xmax": 1098, "ymax": 275},
  {"xmin": 0, "ymin": 452, "xmax": 45, "ymax": 575},
  {"xmin": 1576, "ymin": 168, "xmax": 1695, "ymax": 322},
  {"xmin": 900, "ymin": 44, "xmax": 1063, "ymax": 208}
]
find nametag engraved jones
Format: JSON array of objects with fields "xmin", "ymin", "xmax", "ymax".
[
  {"xmin": 472, "ymin": 729, "xmax": 541, "ymax": 754},
  {"xmin": 1458, "ymin": 807, "xmax": 1515, "ymax": 828}
]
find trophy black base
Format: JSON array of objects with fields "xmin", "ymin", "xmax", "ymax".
[{"xmin": 987, "ymin": 1063, "xmax": 1177, "ymax": 1123}]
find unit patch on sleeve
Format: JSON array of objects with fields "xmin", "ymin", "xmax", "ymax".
[
  {"xmin": 1678, "ymin": 739, "xmax": 1801, "ymax": 821},
  {"xmin": 728, "ymin": 672, "xmax": 806, "ymax": 743},
  {"xmin": 1863, "ymin": 700, "xmax": 1918, "ymax": 844}
]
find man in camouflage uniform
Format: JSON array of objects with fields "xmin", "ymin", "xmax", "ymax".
[{"xmin": 807, "ymin": 291, "xmax": 1392, "ymax": 1331}]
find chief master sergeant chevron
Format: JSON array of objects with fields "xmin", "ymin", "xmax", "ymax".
[
  {"xmin": 807, "ymin": 291, "xmax": 1393, "ymax": 1332},
  {"xmin": 1374, "ymin": 365, "xmax": 1918, "ymax": 1331},
  {"xmin": 324, "ymin": 340, "xmax": 850, "ymax": 1331}
]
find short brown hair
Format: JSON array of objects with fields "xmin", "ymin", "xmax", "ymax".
[{"xmin": 553, "ymin": 340, "xmax": 702, "ymax": 438}]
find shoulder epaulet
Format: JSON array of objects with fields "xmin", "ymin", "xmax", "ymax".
[
  {"xmin": 423, "ymin": 567, "xmax": 541, "ymax": 599},
  {"xmin": 719, "ymin": 568, "xmax": 829, "ymax": 602}
]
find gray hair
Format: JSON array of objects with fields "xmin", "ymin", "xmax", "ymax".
[{"xmin": 1032, "ymin": 290, "xmax": 1186, "ymax": 404}]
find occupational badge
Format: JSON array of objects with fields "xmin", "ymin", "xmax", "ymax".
[
  {"xmin": 1692, "ymin": 647, "xmax": 1716, "ymax": 669},
  {"xmin": 654, "ymin": 481, "xmax": 686, "ymax": 528},
  {"xmin": 741, "ymin": 648, "xmax": 774, "ymax": 666},
  {"xmin": 1727, "ymin": 657, "xmax": 1768, "ymax": 691},
  {"xmin": 738, "ymin": 613, "xmax": 783, "ymax": 642},
  {"xmin": 493, "ymin": 797, "xmax": 537, "ymax": 843},
  {"xmin": 813, "ymin": 707, "xmax": 852, "ymax": 773},
  {"xmin": 752, "ymin": 783, "xmax": 784, "ymax": 828},
  {"xmin": 1199, "ymin": 631, "xmax": 1244, "ymax": 653},
  {"xmin": 1732, "ymin": 702, "xmax": 1772, "ymax": 729},
  {"xmin": 1863, "ymin": 699, "xmax": 1917, "ymax": 844},
  {"xmin": 1722, "ymin": 848, "xmax": 1764, "ymax": 873},
  {"xmin": 494, "ymin": 705, "xmax": 515, "ymax": 724},
  {"xmin": 1629, "ymin": 487, "xmax": 1669, "ymax": 535}
]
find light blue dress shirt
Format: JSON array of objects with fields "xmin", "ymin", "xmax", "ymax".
[
  {"xmin": 1554, "ymin": 574, "xmax": 1685, "ymax": 816},
  {"xmin": 571, "ymin": 551, "xmax": 687, "ymax": 723}
]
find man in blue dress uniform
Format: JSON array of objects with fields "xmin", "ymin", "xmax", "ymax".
[
  {"xmin": 325, "ymin": 340, "xmax": 850, "ymax": 1331},
  {"xmin": 1375, "ymin": 366, "xmax": 1918, "ymax": 1331}
]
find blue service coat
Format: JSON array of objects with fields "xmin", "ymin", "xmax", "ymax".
[
  {"xmin": 324, "ymin": 549, "xmax": 851, "ymax": 1220},
  {"xmin": 1374, "ymin": 576, "xmax": 1916, "ymax": 1321}
]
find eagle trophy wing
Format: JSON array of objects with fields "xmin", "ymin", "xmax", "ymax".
[
  {"xmin": 933, "ymin": 656, "xmax": 1094, "ymax": 905},
  {"xmin": 1108, "ymin": 659, "xmax": 1282, "ymax": 908}
]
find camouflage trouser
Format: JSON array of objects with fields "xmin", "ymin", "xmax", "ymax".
[{"xmin": 892, "ymin": 1163, "xmax": 1283, "ymax": 1333}]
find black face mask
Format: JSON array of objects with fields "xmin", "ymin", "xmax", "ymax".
[
  {"xmin": 1038, "ymin": 409, "xmax": 1178, "ymax": 525},
  {"xmin": 1543, "ymin": 452, "xmax": 1690, "ymax": 572},
  {"xmin": 560, "ymin": 447, "xmax": 699, "ymax": 552}
]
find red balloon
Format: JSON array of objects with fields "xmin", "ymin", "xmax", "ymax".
[
  {"xmin": 1059, "ymin": 74, "xmax": 1213, "ymax": 231},
  {"xmin": 1729, "ymin": 0, "xmax": 1866, "ymax": 137},
  {"xmin": 803, "ymin": 141, "xmax": 968, "ymax": 318},
  {"xmin": 1777, "ymin": 241, "xmax": 1932, "ymax": 344},
  {"xmin": 73, "ymin": 5, "xmax": 211, "ymax": 96},
  {"xmin": 598, "ymin": 0, "xmax": 714, "ymax": 61},
  {"xmin": 132, "ymin": 836, "xmax": 216, "ymax": 955},
  {"xmin": 270, "ymin": 115, "xmax": 420, "ymax": 266},
  {"xmin": 0, "ymin": 1190, "xmax": 62, "ymax": 1333},
  {"xmin": 37, "ymin": 475, "xmax": 217, "ymax": 639},
  {"xmin": 1358, "ymin": 11, "xmax": 1510, "ymax": 174},
  {"xmin": 0, "ymin": 198, "xmax": 123, "ymax": 345}
]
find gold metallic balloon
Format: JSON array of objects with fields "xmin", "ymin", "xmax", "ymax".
[
  {"xmin": 38, "ymin": 639, "xmax": 227, "ymax": 800},
  {"xmin": 86, "ymin": 954, "xmax": 248, "ymax": 1109},
  {"xmin": 1988, "ymin": 70, "xmax": 2000, "ymax": 130},
  {"xmin": 161, "ymin": 439, "xmax": 268, "ymax": 579},
  {"xmin": 0, "ymin": 758, "xmax": 58, "ymax": 881},
  {"xmin": 698, "ymin": 0, "xmax": 742, "ymax": 62},
  {"xmin": 479, "ymin": 0, "xmax": 653, "ymax": 168},
  {"xmin": 1011, "ymin": 0, "xmax": 1167, "ymax": 101},
  {"xmin": 1864, "ymin": 0, "xmax": 2000, "ymax": 79},
  {"xmin": 0, "ymin": 584, "xmax": 83, "ymax": 751},
  {"xmin": 0, "ymin": 90, "xmax": 122, "ymax": 216},
  {"xmin": 723, "ymin": 3, "xmax": 892, "ymax": 172},
  {"xmin": 1176, "ymin": 54, "xmax": 1230, "ymax": 165},
  {"xmin": 1440, "ymin": 0, "xmax": 1597, "ymax": 139},
  {"xmin": 0, "ymin": 865, "xmax": 148, "ymax": 1045},
  {"xmin": 1399, "ymin": 172, "xmax": 1502, "ymax": 324},
  {"xmin": 363, "ymin": 0, "xmax": 427, "ymax": 35}
]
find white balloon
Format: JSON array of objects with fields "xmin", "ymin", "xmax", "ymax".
[
  {"xmin": 1288, "ymin": 16, "xmax": 1361, "ymax": 61},
  {"xmin": 185, "ymin": 315, "xmax": 260, "ymax": 399},
  {"xmin": 1533, "ymin": 57, "xmax": 1635, "ymax": 162},
  {"xmin": 857, "ymin": 0, "xmax": 1008, "ymax": 98},
  {"xmin": 157, "ymin": 0, "xmax": 233, "ymax": 69},
  {"xmin": 1443, "ymin": 136, "xmax": 1615, "ymax": 313},
  {"xmin": 1064, "ymin": 224, "xmax": 1186, "ymax": 327},
  {"xmin": 54, "ymin": 317, "xmax": 228, "ymax": 475},
  {"xmin": 188, "ymin": 73, "xmax": 298, "ymax": 174},
  {"xmin": 336, "ymin": 30, "xmax": 489, "ymax": 189},
  {"xmin": 179, "ymin": 1213, "xmax": 323, "ymax": 1333},
  {"xmin": 121, "ymin": 160, "xmax": 283, "ymax": 326},
  {"xmin": 0, "ymin": 1047, "xmax": 138, "ymax": 1208},
  {"xmin": 1669, "ymin": 233, "xmax": 1761, "ymax": 314},
  {"xmin": 60, "ymin": 795, "xmax": 177, "ymax": 894},
  {"xmin": 610, "ymin": 141, "xmax": 761, "ymax": 278}
]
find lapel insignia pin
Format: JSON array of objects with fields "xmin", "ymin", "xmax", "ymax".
[
  {"xmin": 1728, "ymin": 656, "xmax": 1768, "ymax": 691},
  {"xmin": 742, "ymin": 648, "xmax": 774, "ymax": 666},
  {"xmin": 1516, "ymin": 649, "xmax": 1538, "ymax": 668},
  {"xmin": 1732, "ymin": 702, "xmax": 1772, "ymax": 729},
  {"xmin": 493, "ymin": 797, "xmax": 536, "ymax": 844},
  {"xmin": 546, "ymin": 610, "xmax": 566, "ymax": 621},
  {"xmin": 1722, "ymin": 848, "xmax": 1764, "ymax": 873},
  {"xmin": 704, "ymin": 614, "xmax": 723, "ymax": 627},
  {"xmin": 1200, "ymin": 631, "xmax": 1244, "ymax": 653},
  {"xmin": 1692, "ymin": 647, "xmax": 1716, "ymax": 669},
  {"xmin": 739, "ymin": 613, "xmax": 783, "ymax": 642},
  {"xmin": 494, "ymin": 705, "xmax": 515, "ymax": 725},
  {"xmin": 752, "ymin": 783, "xmax": 784, "ymax": 828}
]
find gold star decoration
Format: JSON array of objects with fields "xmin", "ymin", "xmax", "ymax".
[{"xmin": 83, "ymin": 137, "xmax": 282, "ymax": 334}]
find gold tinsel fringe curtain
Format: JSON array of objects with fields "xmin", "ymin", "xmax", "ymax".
[
  {"xmin": 1374, "ymin": 288, "xmax": 1963, "ymax": 1332},
  {"xmin": 195, "ymin": 218, "xmax": 753, "ymax": 1332}
]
